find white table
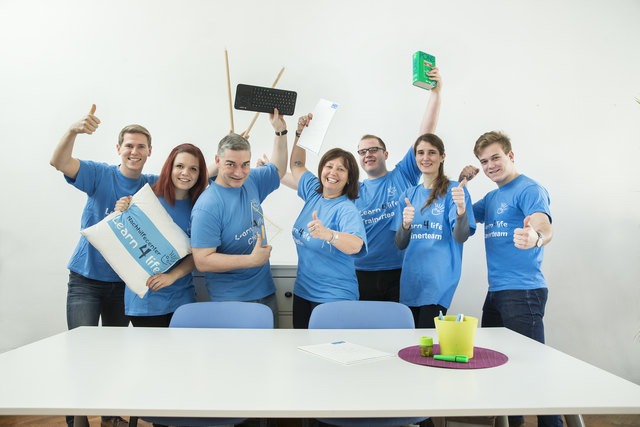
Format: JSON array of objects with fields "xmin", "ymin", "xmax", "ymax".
[{"xmin": 1, "ymin": 326, "xmax": 639, "ymax": 424}]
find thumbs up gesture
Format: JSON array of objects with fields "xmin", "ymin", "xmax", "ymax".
[
  {"xmin": 451, "ymin": 179, "xmax": 467, "ymax": 216},
  {"xmin": 513, "ymin": 216, "xmax": 538, "ymax": 250},
  {"xmin": 70, "ymin": 104, "xmax": 101, "ymax": 135},
  {"xmin": 250, "ymin": 233, "xmax": 272, "ymax": 267},
  {"xmin": 307, "ymin": 210, "xmax": 330, "ymax": 240},
  {"xmin": 402, "ymin": 198, "xmax": 415, "ymax": 230}
]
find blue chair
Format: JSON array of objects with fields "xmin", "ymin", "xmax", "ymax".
[
  {"xmin": 130, "ymin": 301, "xmax": 274, "ymax": 427},
  {"xmin": 308, "ymin": 300, "xmax": 415, "ymax": 329},
  {"xmin": 309, "ymin": 301, "xmax": 427, "ymax": 427},
  {"xmin": 169, "ymin": 301, "xmax": 274, "ymax": 329}
]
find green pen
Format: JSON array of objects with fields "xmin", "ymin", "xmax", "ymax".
[{"xmin": 434, "ymin": 355, "xmax": 469, "ymax": 363}]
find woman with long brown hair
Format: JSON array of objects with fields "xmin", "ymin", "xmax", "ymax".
[
  {"xmin": 116, "ymin": 143, "xmax": 208, "ymax": 327},
  {"xmin": 393, "ymin": 134, "xmax": 476, "ymax": 328}
]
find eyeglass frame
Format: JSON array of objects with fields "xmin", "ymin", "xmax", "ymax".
[{"xmin": 357, "ymin": 146, "xmax": 386, "ymax": 156}]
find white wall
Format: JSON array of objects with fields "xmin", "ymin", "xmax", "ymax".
[{"xmin": 1, "ymin": 0, "xmax": 639, "ymax": 384}]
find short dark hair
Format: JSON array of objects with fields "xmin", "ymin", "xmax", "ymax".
[
  {"xmin": 316, "ymin": 148, "xmax": 360, "ymax": 200},
  {"xmin": 359, "ymin": 134, "xmax": 387, "ymax": 151}
]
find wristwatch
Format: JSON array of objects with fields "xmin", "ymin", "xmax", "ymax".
[{"xmin": 535, "ymin": 231, "xmax": 544, "ymax": 248}]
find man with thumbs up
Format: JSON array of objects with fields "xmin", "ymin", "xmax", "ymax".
[
  {"xmin": 51, "ymin": 105, "xmax": 156, "ymax": 427},
  {"xmin": 50, "ymin": 105, "xmax": 156, "ymax": 332},
  {"xmin": 464, "ymin": 131, "xmax": 559, "ymax": 426},
  {"xmin": 190, "ymin": 109, "xmax": 288, "ymax": 326}
]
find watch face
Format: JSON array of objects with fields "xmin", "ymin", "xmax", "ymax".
[{"xmin": 536, "ymin": 232, "xmax": 543, "ymax": 247}]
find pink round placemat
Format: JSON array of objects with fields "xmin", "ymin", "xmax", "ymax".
[{"xmin": 398, "ymin": 344, "xmax": 508, "ymax": 369}]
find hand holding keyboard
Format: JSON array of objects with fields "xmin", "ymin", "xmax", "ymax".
[{"xmin": 234, "ymin": 84, "xmax": 297, "ymax": 116}]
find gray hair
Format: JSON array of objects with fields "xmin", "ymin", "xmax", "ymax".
[{"xmin": 217, "ymin": 133, "xmax": 251, "ymax": 156}]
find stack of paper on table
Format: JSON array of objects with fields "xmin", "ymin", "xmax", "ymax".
[{"xmin": 298, "ymin": 341, "xmax": 393, "ymax": 365}]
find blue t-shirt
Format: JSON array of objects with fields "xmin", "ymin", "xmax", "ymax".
[
  {"xmin": 473, "ymin": 174, "xmax": 551, "ymax": 292},
  {"xmin": 354, "ymin": 148, "xmax": 420, "ymax": 271},
  {"xmin": 292, "ymin": 172, "xmax": 368, "ymax": 303},
  {"xmin": 391, "ymin": 182, "xmax": 476, "ymax": 308},
  {"xmin": 65, "ymin": 160, "xmax": 158, "ymax": 282},
  {"xmin": 190, "ymin": 163, "xmax": 280, "ymax": 301},
  {"xmin": 125, "ymin": 197, "xmax": 196, "ymax": 316}
]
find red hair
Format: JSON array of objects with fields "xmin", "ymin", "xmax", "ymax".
[{"xmin": 152, "ymin": 143, "xmax": 208, "ymax": 206}]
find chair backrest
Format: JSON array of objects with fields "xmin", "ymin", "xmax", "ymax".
[
  {"xmin": 308, "ymin": 301, "xmax": 415, "ymax": 329},
  {"xmin": 169, "ymin": 301, "xmax": 274, "ymax": 329}
]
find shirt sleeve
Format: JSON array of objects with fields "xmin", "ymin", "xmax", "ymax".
[
  {"xmin": 251, "ymin": 163, "xmax": 280, "ymax": 202},
  {"xmin": 518, "ymin": 184, "xmax": 552, "ymax": 223},
  {"xmin": 297, "ymin": 171, "xmax": 320, "ymax": 202},
  {"xmin": 64, "ymin": 160, "xmax": 103, "ymax": 196},
  {"xmin": 337, "ymin": 203, "xmax": 368, "ymax": 258},
  {"xmin": 473, "ymin": 196, "xmax": 486, "ymax": 224},
  {"xmin": 394, "ymin": 147, "xmax": 421, "ymax": 186},
  {"xmin": 190, "ymin": 203, "xmax": 223, "ymax": 249}
]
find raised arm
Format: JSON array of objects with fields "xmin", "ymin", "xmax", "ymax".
[
  {"xmin": 50, "ymin": 104, "xmax": 100, "ymax": 179},
  {"xmin": 290, "ymin": 113, "xmax": 313, "ymax": 187},
  {"xmin": 269, "ymin": 108, "xmax": 288, "ymax": 179},
  {"xmin": 419, "ymin": 67, "xmax": 442, "ymax": 135},
  {"xmin": 192, "ymin": 234, "xmax": 272, "ymax": 273}
]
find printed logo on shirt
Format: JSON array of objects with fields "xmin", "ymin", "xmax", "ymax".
[
  {"xmin": 496, "ymin": 203, "xmax": 509, "ymax": 215},
  {"xmin": 409, "ymin": 220, "xmax": 443, "ymax": 241},
  {"xmin": 484, "ymin": 220, "xmax": 509, "ymax": 239},
  {"xmin": 387, "ymin": 186, "xmax": 397, "ymax": 199},
  {"xmin": 431, "ymin": 201, "xmax": 445, "ymax": 216},
  {"xmin": 292, "ymin": 226, "xmax": 311, "ymax": 245},
  {"xmin": 360, "ymin": 200, "xmax": 397, "ymax": 225}
]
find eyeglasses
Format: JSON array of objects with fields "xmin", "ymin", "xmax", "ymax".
[{"xmin": 357, "ymin": 147, "xmax": 384, "ymax": 156}]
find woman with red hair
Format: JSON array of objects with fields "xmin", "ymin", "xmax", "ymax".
[{"xmin": 116, "ymin": 143, "xmax": 208, "ymax": 327}]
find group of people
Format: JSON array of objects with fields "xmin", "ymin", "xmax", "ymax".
[{"xmin": 51, "ymin": 67, "xmax": 560, "ymax": 427}]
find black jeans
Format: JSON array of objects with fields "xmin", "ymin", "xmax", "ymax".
[{"xmin": 356, "ymin": 269, "xmax": 401, "ymax": 302}]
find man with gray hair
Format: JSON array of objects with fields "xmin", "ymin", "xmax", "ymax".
[{"xmin": 190, "ymin": 109, "xmax": 288, "ymax": 325}]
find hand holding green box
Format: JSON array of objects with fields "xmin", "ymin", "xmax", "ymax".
[{"xmin": 413, "ymin": 51, "xmax": 436, "ymax": 90}]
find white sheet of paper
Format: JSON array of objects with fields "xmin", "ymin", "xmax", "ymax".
[
  {"xmin": 298, "ymin": 341, "xmax": 393, "ymax": 365},
  {"xmin": 297, "ymin": 99, "xmax": 339, "ymax": 155}
]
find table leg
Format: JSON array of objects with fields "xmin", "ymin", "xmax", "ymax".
[
  {"xmin": 495, "ymin": 415, "xmax": 508, "ymax": 427},
  {"xmin": 565, "ymin": 414, "xmax": 585, "ymax": 427}
]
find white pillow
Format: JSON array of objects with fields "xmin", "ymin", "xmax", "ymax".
[{"xmin": 81, "ymin": 184, "xmax": 192, "ymax": 298}]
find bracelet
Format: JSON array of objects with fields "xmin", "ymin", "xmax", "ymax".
[
  {"xmin": 295, "ymin": 131, "xmax": 302, "ymax": 138},
  {"xmin": 327, "ymin": 230, "xmax": 339, "ymax": 245},
  {"xmin": 275, "ymin": 129, "xmax": 288, "ymax": 136}
]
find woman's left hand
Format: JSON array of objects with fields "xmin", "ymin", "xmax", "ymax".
[
  {"xmin": 451, "ymin": 179, "xmax": 467, "ymax": 216},
  {"xmin": 307, "ymin": 210, "xmax": 332, "ymax": 241},
  {"xmin": 146, "ymin": 273, "xmax": 176, "ymax": 291}
]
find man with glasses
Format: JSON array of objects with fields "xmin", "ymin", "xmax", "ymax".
[{"xmin": 354, "ymin": 68, "xmax": 442, "ymax": 302}]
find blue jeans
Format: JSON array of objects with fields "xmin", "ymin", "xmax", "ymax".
[
  {"xmin": 481, "ymin": 288, "xmax": 548, "ymax": 343},
  {"xmin": 66, "ymin": 272, "xmax": 130, "ymax": 427},
  {"xmin": 66, "ymin": 271, "xmax": 130, "ymax": 329},
  {"xmin": 482, "ymin": 288, "xmax": 563, "ymax": 427}
]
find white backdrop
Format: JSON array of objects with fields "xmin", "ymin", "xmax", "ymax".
[{"xmin": 1, "ymin": 0, "xmax": 639, "ymax": 384}]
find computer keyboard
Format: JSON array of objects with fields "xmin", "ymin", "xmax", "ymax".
[{"xmin": 234, "ymin": 84, "xmax": 297, "ymax": 116}]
